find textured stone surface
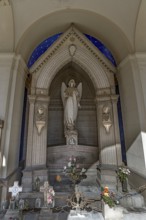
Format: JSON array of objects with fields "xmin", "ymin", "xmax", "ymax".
[{"xmin": 3, "ymin": 210, "xmax": 20, "ymax": 220}]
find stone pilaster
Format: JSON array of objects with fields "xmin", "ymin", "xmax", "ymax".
[
  {"xmin": 96, "ymin": 94, "xmax": 122, "ymax": 166},
  {"xmin": 23, "ymin": 93, "xmax": 50, "ymax": 192},
  {"xmin": 96, "ymin": 93, "xmax": 122, "ymax": 189},
  {"xmin": 111, "ymin": 95, "xmax": 122, "ymax": 166},
  {"xmin": 31, "ymin": 95, "xmax": 50, "ymax": 167},
  {"xmin": 25, "ymin": 95, "xmax": 36, "ymax": 167}
]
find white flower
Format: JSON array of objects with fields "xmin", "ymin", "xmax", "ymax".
[
  {"xmin": 49, "ymin": 188, "xmax": 55, "ymax": 196},
  {"xmin": 64, "ymin": 166, "xmax": 67, "ymax": 170},
  {"xmin": 74, "ymin": 157, "xmax": 76, "ymax": 162},
  {"xmin": 81, "ymin": 168, "xmax": 86, "ymax": 173},
  {"xmin": 68, "ymin": 162, "xmax": 71, "ymax": 167}
]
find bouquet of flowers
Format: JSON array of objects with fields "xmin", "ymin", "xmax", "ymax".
[
  {"xmin": 63, "ymin": 156, "xmax": 87, "ymax": 185},
  {"xmin": 47, "ymin": 188, "xmax": 55, "ymax": 205},
  {"xmin": 101, "ymin": 186, "xmax": 115, "ymax": 208},
  {"xmin": 117, "ymin": 166, "xmax": 130, "ymax": 183}
]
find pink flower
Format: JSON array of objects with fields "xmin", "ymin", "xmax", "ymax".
[
  {"xmin": 47, "ymin": 195, "xmax": 52, "ymax": 204},
  {"xmin": 76, "ymin": 164, "xmax": 80, "ymax": 168}
]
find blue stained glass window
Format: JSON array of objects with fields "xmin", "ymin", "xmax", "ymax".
[
  {"xmin": 27, "ymin": 33, "xmax": 62, "ymax": 68},
  {"xmin": 84, "ymin": 34, "xmax": 116, "ymax": 66},
  {"xmin": 27, "ymin": 32, "xmax": 116, "ymax": 68}
]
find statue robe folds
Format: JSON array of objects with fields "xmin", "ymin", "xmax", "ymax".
[{"xmin": 61, "ymin": 79, "xmax": 82, "ymax": 131}]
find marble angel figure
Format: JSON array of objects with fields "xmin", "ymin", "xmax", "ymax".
[{"xmin": 61, "ymin": 79, "xmax": 82, "ymax": 131}]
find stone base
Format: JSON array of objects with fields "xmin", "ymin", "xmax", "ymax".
[
  {"xmin": 103, "ymin": 203, "xmax": 124, "ymax": 220},
  {"xmin": 120, "ymin": 192, "xmax": 145, "ymax": 209},
  {"xmin": 68, "ymin": 210, "xmax": 104, "ymax": 220},
  {"xmin": 38, "ymin": 207, "xmax": 58, "ymax": 220},
  {"xmin": 4, "ymin": 209, "xmax": 20, "ymax": 220},
  {"xmin": 97, "ymin": 165, "xmax": 118, "ymax": 191}
]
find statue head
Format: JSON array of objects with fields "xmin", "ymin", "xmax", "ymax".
[{"xmin": 68, "ymin": 79, "xmax": 76, "ymax": 88}]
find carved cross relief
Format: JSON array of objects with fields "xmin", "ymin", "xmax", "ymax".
[{"xmin": 9, "ymin": 181, "xmax": 22, "ymax": 198}]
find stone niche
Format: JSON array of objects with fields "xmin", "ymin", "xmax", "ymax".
[
  {"xmin": 47, "ymin": 63, "xmax": 97, "ymax": 147},
  {"xmin": 47, "ymin": 63, "xmax": 99, "ymax": 192}
]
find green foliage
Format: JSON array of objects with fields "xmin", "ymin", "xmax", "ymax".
[
  {"xmin": 101, "ymin": 186, "xmax": 115, "ymax": 208},
  {"xmin": 102, "ymin": 194, "xmax": 115, "ymax": 208}
]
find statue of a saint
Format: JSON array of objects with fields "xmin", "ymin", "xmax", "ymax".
[{"xmin": 61, "ymin": 79, "xmax": 82, "ymax": 131}]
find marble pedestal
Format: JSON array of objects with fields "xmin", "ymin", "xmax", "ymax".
[
  {"xmin": 38, "ymin": 207, "xmax": 58, "ymax": 220},
  {"xmin": 103, "ymin": 203, "xmax": 124, "ymax": 220},
  {"xmin": 68, "ymin": 210, "xmax": 104, "ymax": 220}
]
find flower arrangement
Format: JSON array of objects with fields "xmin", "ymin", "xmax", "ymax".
[
  {"xmin": 63, "ymin": 156, "xmax": 87, "ymax": 185},
  {"xmin": 101, "ymin": 186, "xmax": 115, "ymax": 208},
  {"xmin": 117, "ymin": 166, "xmax": 130, "ymax": 183},
  {"xmin": 47, "ymin": 188, "xmax": 55, "ymax": 205}
]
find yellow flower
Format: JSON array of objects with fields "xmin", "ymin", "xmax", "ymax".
[
  {"xmin": 104, "ymin": 192, "xmax": 109, "ymax": 197},
  {"xmin": 56, "ymin": 175, "xmax": 62, "ymax": 182},
  {"xmin": 103, "ymin": 186, "xmax": 109, "ymax": 193}
]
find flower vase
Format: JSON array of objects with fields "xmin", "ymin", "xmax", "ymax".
[{"xmin": 121, "ymin": 179, "xmax": 127, "ymax": 192}]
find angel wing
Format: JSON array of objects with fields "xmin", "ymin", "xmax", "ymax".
[
  {"xmin": 61, "ymin": 82, "xmax": 67, "ymax": 107},
  {"xmin": 77, "ymin": 82, "xmax": 82, "ymax": 101}
]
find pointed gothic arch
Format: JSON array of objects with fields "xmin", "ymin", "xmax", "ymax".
[{"xmin": 30, "ymin": 26, "xmax": 116, "ymax": 93}]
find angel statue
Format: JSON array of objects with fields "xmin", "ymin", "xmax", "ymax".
[{"xmin": 61, "ymin": 79, "xmax": 82, "ymax": 131}]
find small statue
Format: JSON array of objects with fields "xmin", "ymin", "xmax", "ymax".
[
  {"xmin": 33, "ymin": 177, "xmax": 41, "ymax": 192},
  {"xmin": 19, "ymin": 199, "xmax": 24, "ymax": 210},
  {"xmin": 35, "ymin": 197, "xmax": 41, "ymax": 208}
]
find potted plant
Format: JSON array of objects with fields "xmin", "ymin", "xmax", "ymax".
[
  {"xmin": 101, "ymin": 186, "xmax": 115, "ymax": 208},
  {"xmin": 117, "ymin": 166, "xmax": 130, "ymax": 192}
]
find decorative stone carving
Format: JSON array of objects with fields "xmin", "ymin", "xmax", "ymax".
[
  {"xmin": 35, "ymin": 104, "xmax": 47, "ymax": 135},
  {"xmin": 69, "ymin": 44, "xmax": 77, "ymax": 57},
  {"xmin": 40, "ymin": 181, "xmax": 55, "ymax": 207},
  {"xmin": 65, "ymin": 130, "xmax": 78, "ymax": 146},
  {"xmin": 102, "ymin": 105, "xmax": 112, "ymax": 133},
  {"xmin": 0, "ymin": 0, "xmax": 9, "ymax": 6},
  {"xmin": 8, "ymin": 181, "xmax": 22, "ymax": 198}
]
